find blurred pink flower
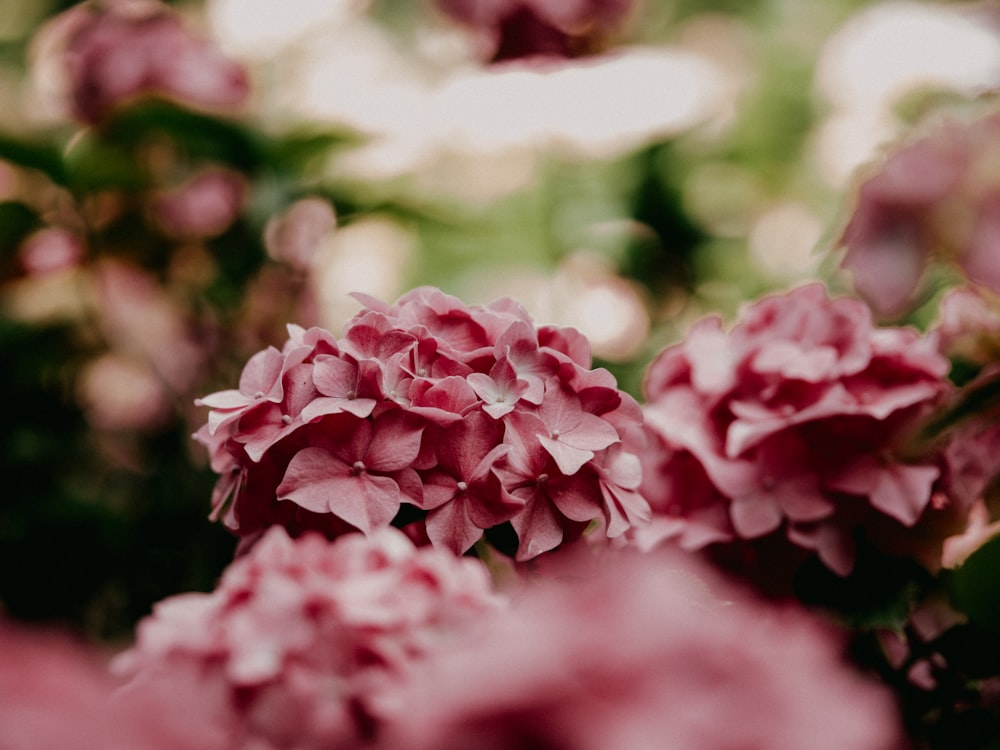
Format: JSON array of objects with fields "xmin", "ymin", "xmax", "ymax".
[
  {"xmin": 376, "ymin": 546, "xmax": 904, "ymax": 750},
  {"xmin": 76, "ymin": 352, "xmax": 174, "ymax": 431},
  {"xmin": 196, "ymin": 287, "xmax": 647, "ymax": 560},
  {"xmin": 839, "ymin": 108, "xmax": 1000, "ymax": 317},
  {"xmin": 638, "ymin": 283, "xmax": 962, "ymax": 578},
  {"xmin": 434, "ymin": 0, "xmax": 634, "ymax": 62},
  {"xmin": 151, "ymin": 168, "xmax": 246, "ymax": 240},
  {"xmin": 92, "ymin": 258, "xmax": 207, "ymax": 393},
  {"xmin": 41, "ymin": 0, "xmax": 249, "ymax": 124},
  {"xmin": 264, "ymin": 197, "xmax": 336, "ymax": 271},
  {"xmin": 931, "ymin": 285, "xmax": 1000, "ymax": 368},
  {"xmin": 17, "ymin": 227, "xmax": 84, "ymax": 275},
  {"xmin": 114, "ymin": 526, "xmax": 500, "ymax": 749}
]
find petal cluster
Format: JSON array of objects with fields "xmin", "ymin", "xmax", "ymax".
[
  {"xmin": 434, "ymin": 0, "xmax": 635, "ymax": 63},
  {"xmin": 114, "ymin": 526, "xmax": 500, "ymax": 749},
  {"xmin": 839, "ymin": 109, "xmax": 1000, "ymax": 318},
  {"xmin": 376, "ymin": 546, "xmax": 903, "ymax": 750},
  {"xmin": 40, "ymin": 0, "xmax": 250, "ymax": 124},
  {"xmin": 639, "ymin": 283, "xmax": 958, "ymax": 576},
  {"xmin": 195, "ymin": 286, "xmax": 648, "ymax": 560}
]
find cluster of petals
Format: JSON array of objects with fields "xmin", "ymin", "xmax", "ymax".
[
  {"xmin": 195, "ymin": 286, "xmax": 648, "ymax": 561},
  {"xmin": 931, "ymin": 284, "xmax": 1000, "ymax": 370},
  {"xmin": 839, "ymin": 107, "xmax": 1000, "ymax": 318},
  {"xmin": 434, "ymin": 0, "xmax": 635, "ymax": 63},
  {"xmin": 375, "ymin": 545, "xmax": 903, "ymax": 750},
  {"xmin": 40, "ymin": 0, "xmax": 250, "ymax": 124},
  {"xmin": 637, "ymin": 283, "xmax": 964, "ymax": 577},
  {"xmin": 114, "ymin": 525, "xmax": 500, "ymax": 749}
]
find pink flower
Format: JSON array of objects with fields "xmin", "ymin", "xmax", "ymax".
[
  {"xmin": 264, "ymin": 197, "xmax": 336, "ymax": 271},
  {"xmin": 434, "ymin": 0, "xmax": 635, "ymax": 62},
  {"xmin": 195, "ymin": 287, "xmax": 648, "ymax": 560},
  {"xmin": 41, "ymin": 0, "xmax": 249, "ymax": 124},
  {"xmin": 151, "ymin": 168, "xmax": 246, "ymax": 240},
  {"xmin": 931, "ymin": 285, "xmax": 1000, "ymax": 369},
  {"xmin": 376, "ymin": 546, "xmax": 904, "ymax": 750},
  {"xmin": 639, "ymin": 283, "xmax": 961, "ymax": 578},
  {"xmin": 839, "ymin": 108, "xmax": 1000, "ymax": 317},
  {"xmin": 114, "ymin": 526, "xmax": 500, "ymax": 749},
  {"xmin": 18, "ymin": 227, "xmax": 84, "ymax": 275}
]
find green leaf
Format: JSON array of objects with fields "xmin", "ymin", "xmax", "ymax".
[
  {"xmin": 947, "ymin": 535, "xmax": 1000, "ymax": 633},
  {"xmin": 99, "ymin": 99, "xmax": 265, "ymax": 170},
  {"xmin": 0, "ymin": 133, "xmax": 67, "ymax": 184},
  {"xmin": 920, "ymin": 370, "xmax": 1000, "ymax": 441},
  {"xmin": 0, "ymin": 201, "xmax": 41, "ymax": 259}
]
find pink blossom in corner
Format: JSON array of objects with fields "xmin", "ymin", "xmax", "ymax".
[
  {"xmin": 377, "ymin": 546, "xmax": 903, "ymax": 750},
  {"xmin": 40, "ymin": 0, "xmax": 249, "ymax": 124},
  {"xmin": 114, "ymin": 526, "xmax": 500, "ymax": 749},
  {"xmin": 839, "ymin": 108, "xmax": 1000, "ymax": 317},
  {"xmin": 639, "ymin": 283, "xmax": 963, "ymax": 580},
  {"xmin": 195, "ymin": 286, "xmax": 648, "ymax": 560}
]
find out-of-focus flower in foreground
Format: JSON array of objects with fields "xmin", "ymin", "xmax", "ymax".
[
  {"xmin": 35, "ymin": 0, "xmax": 250, "ymax": 124},
  {"xmin": 377, "ymin": 545, "xmax": 904, "ymax": 750},
  {"xmin": 195, "ymin": 286, "xmax": 649, "ymax": 561},
  {"xmin": 0, "ymin": 618, "xmax": 213, "ymax": 750},
  {"xmin": 114, "ymin": 525, "xmax": 500, "ymax": 749},
  {"xmin": 638, "ymin": 283, "xmax": 973, "ymax": 580}
]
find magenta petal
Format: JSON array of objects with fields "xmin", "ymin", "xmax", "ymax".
[
  {"xmin": 276, "ymin": 447, "xmax": 347, "ymax": 514},
  {"xmin": 842, "ymin": 210, "xmax": 928, "ymax": 319},
  {"xmin": 426, "ymin": 499, "xmax": 483, "ymax": 555},
  {"xmin": 548, "ymin": 475, "xmax": 602, "ymax": 523},
  {"xmin": 197, "ymin": 388, "xmax": 251, "ymax": 409},
  {"xmin": 539, "ymin": 435, "xmax": 593, "ymax": 475},
  {"xmin": 365, "ymin": 412, "xmax": 424, "ymax": 471},
  {"xmin": 789, "ymin": 523, "xmax": 856, "ymax": 577},
  {"xmin": 729, "ymin": 494, "xmax": 783, "ymax": 538},
  {"xmin": 962, "ymin": 194, "xmax": 1000, "ymax": 293},
  {"xmin": 511, "ymin": 500, "xmax": 564, "ymax": 561},
  {"xmin": 238, "ymin": 346, "xmax": 285, "ymax": 398},
  {"xmin": 277, "ymin": 448, "xmax": 401, "ymax": 533},
  {"xmin": 869, "ymin": 464, "xmax": 940, "ymax": 527}
]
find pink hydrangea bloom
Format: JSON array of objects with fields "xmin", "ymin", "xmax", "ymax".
[
  {"xmin": 114, "ymin": 526, "xmax": 500, "ymax": 749},
  {"xmin": 376, "ymin": 546, "xmax": 904, "ymax": 750},
  {"xmin": 41, "ymin": 0, "xmax": 249, "ymax": 124},
  {"xmin": 638, "ymin": 283, "xmax": 964, "ymax": 578},
  {"xmin": 195, "ymin": 286, "xmax": 648, "ymax": 560},
  {"xmin": 434, "ymin": 0, "xmax": 634, "ymax": 62},
  {"xmin": 839, "ymin": 109, "xmax": 1000, "ymax": 318}
]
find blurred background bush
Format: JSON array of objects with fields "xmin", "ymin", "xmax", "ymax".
[{"xmin": 2, "ymin": 0, "xmax": 999, "ymax": 641}]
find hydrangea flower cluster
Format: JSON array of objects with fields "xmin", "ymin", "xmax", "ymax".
[
  {"xmin": 638, "ymin": 283, "xmax": 967, "ymax": 577},
  {"xmin": 839, "ymin": 108, "xmax": 1000, "ymax": 318},
  {"xmin": 195, "ymin": 286, "xmax": 649, "ymax": 561},
  {"xmin": 114, "ymin": 526, "xmax": 500, "ymax": 749},
  {"xmin": 38, "ymin": 0, "xmax": 250, "ymax": 124},
  {"xmin": 376, "ymin": 546, "xmax": 903, "ymax": 750}
]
